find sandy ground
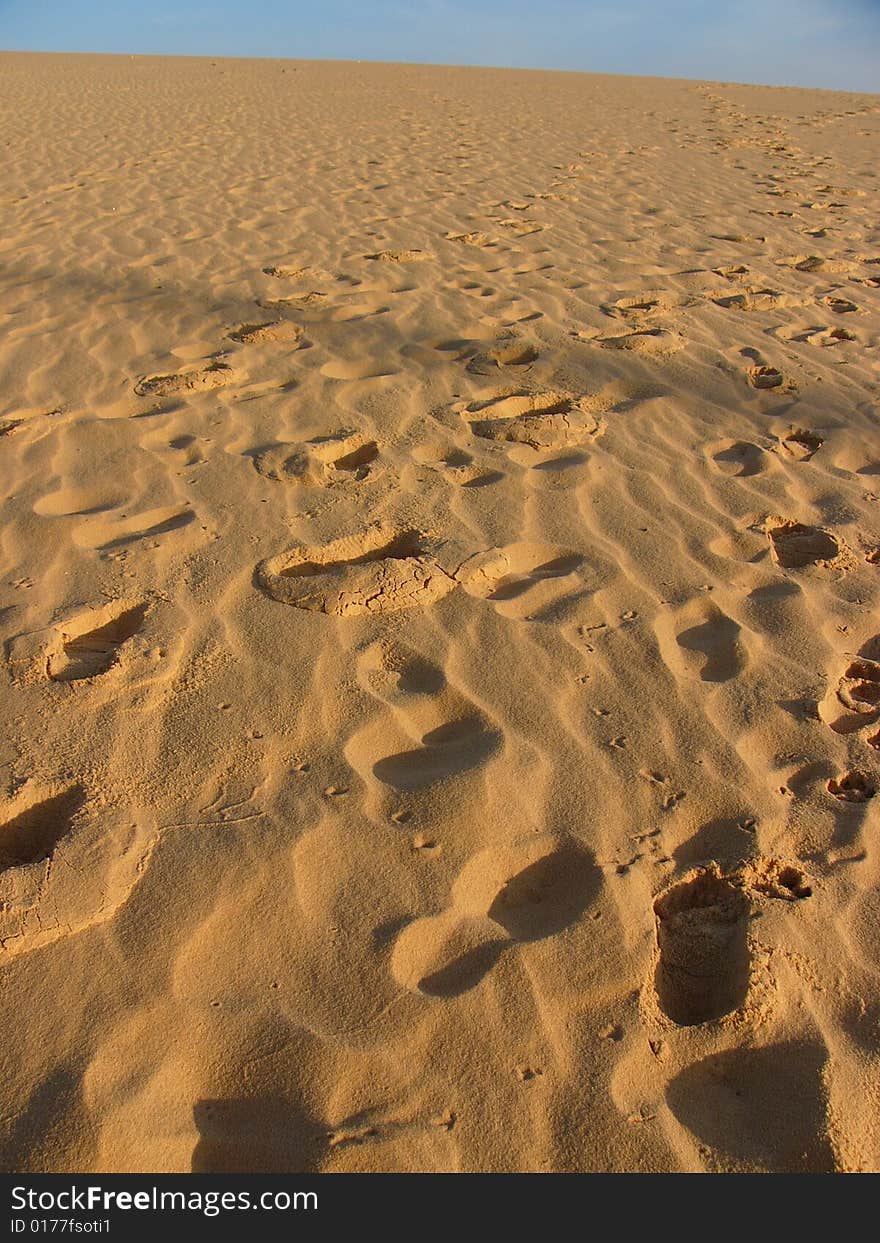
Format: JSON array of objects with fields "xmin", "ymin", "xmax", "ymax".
[{"xmin": 1, "ymin": 52, "xmax": 879, "ymax": 1173}]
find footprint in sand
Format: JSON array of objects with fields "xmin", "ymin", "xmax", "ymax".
[
  {"xmin": 347, "ymin": 640, "xmax": 501, "ymax": 796},
  {"xmin": 74, "ymin": 504, "xmax": 196, "ymax": 551},
  {"xmin": 743, "ymin": 857, "xmax": 812, "ymax": 901},
  {"xmin": 0, "ymin": 785, "xmax": 85, "ymax": 872},
  {"xmin": 820, "ymin": 326, "xmax": 856, "ymax": 346},
  {"xmin": 262, "ymin": 263, "xmax": 326, "ymax": 281},
  {"xmin": 765, "ymin": 518, "xmax": 846, "ymax": 570},
  {"xmin": 373, "ymin": 718, "xmax": 500, "ymax": 792},
  {"xmin": 672, "ymin": 607, "xmax": 745, "ymax": 684},
  {"xmin": 826, "ymin": 770, "xmax": 875, "ymax": 803},
  {"xmin": 602, "ymin": 294, "xmax": 666, "ymax": 320},
  {"xmin": 655, "ymin": 596, "xmax": 747, "ymax": 685},
  {"xmin": 491, "ymin": 216, "xmax": 543, "ymax": 237},
  {"xmin": 414, "ymin": 446, "xmax": 502, "ymax": 488},
  {"xmin": 575, "ymin": 327, "xmax": 681, "ymax": 356},
  {"xmin": 391, "ymin": 835, "xmax": 601, "ymax": 996},
  {"xmin": 444, "ymin": 231, "xmax": 496, "ymax": 248},
  {"xmin": 456, "ymin": 542, "xmax": 585, "ymax": 621},
  {"xmin": 777, "ymin": 427, "xmax": 824, "ymax": 461},
  {"xmin": 253, "ymin": 430, "xmax": 380, "ymax": 486},
  {"xmin": 652, "ymin": 867, "xmax": 751, "ymax": 1026},
  {"xmin": 7, "ymin": 598, "xmax": 157, "ymax": 686},
  {"xmin": 776, "ymin": 253, "xmax": 825, "ymax": 272},
  {"xmin": 260, "ymin": 291, "xmax": 327, "ymax": 315},
  {"xmin": 258, "ymin": 531, "xmax": 586, "ymax": 620},
  {"xmin": 465, "ymin": 337, "xmax": 539, "ymax": 376},
  {"xmin": 457, "ymin": 390, "xmax": 605, "ymax": 452},
  {"xmin": 708, "ymin": 439, "xmax": 767, "ymax": 477},
  {"xmin": 0, "ymin": 784, "xmax": 155, "ymax": 959},
  {"xmin": 822, "ymin": 296, "xmax": 857, "ymax": 314},
  {"xmin": 134, "ymin": 360, "xmax": 235, "ymax": 398},
  {"xmin": 713, "ymin": 288, "xmax": 804, "ymax": 312},
  {"xmin": 364, "ymin": 249, "xmax": 429, "ymax": 263},
  {"xmin": 819, "ymin": 637, "xmax": 880, "ymax": 735},
  {"xmin": 746, "ymin": 364, "xmax": 784, "ymax": 390},
  {"xmin": 168, "ymin": 434, "xmax": 209, "ymax": 467},
  {"xmin": 666, "ymin": 1041, "xmax": 835, "ymax": 1172},
  {"xmin": 33, "ymin": 486, "xmax": 127, "ymax": 518},
  {"xmin": 256, "ymin": 525, "xmax": 458, "ymax": 617},
  {"xmin": 714, "ymin": 264, "xmax": 749, "ymax": 280},
  {"xmin": 228, "ymin": 320, "xmax": 305, "ymax": 346},
  {"xmin": 45, "ymin": 600, "xmax": 149, "ymax": 683},
  {"xmin": 191, "ymin": 1099, "xmax": 325, "ymax": 1174}
]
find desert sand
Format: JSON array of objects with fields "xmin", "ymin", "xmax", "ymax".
[{"xmin": 1, "ymin": 52, "xmax": 879, "ymax": 1173}]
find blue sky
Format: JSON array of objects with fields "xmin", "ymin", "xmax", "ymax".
[{"xmin": 1, "ymin": 1, "xmax": 878, "ymax": 91}]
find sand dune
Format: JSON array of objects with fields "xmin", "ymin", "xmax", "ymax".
[{"xmin": 1, "ymin": 52, "xmax": 879, "ymax": 1173}]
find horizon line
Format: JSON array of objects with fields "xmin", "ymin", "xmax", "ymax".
[{"xmin": 1, "ymin": 48, "xmax": 877, "ymax": 97}]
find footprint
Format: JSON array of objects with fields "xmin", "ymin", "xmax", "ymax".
[
  {"xmin": 46, "ymin": 601, "xmax": 148, "ymax": 683},
  {"xmin": 254, "ymin": 431, "xmax": 379, "ymax": 486},
  {"xmin": 674, "ymin": 608, "xmax": 744, "ymax": 683},
  {"xmin": 653, "ymin": 867, "xmax": 750, "ymax": 1026},
  {"xmin": 494, "ymin": 217, "xmax": 543, "ymax": 237},
  {"xmin": 391, "ymin": 837, "xmax": 600, "ymax": 996},
  {"xmin": 656, "ymin": 598, "xmax": 746, "ymax": 685},
  {"xmin": 444, "ymin": 231, "xmax": 496, "ymax": 248},
  {"xmin": 256, "ymin": 526, "xmax": 457, "ymax": 617},
  {"xmin": 713, "ymin": 289, "xmax": 799, "ymax": 312},
  {"xmin": 743, "ymin": 858, "xmax": 812, "ymax": 901},
  {"xmin": 827, "ymin": 770, "xmax": 875, "ymax": 803},
  {"xmin": 778, "ymin": 427, "xmax": 823, "ymax": 461},
  {"xmin": 819, "ymin": 639, "xmax": 880, "ymax": 734},
  {"xmin": 262, "ymin": 263, "xmax": 321, "ymax": 280},
  {"xmin": 134, "ymin": 360, "xmax": 235, "ymax": 398},
  {"xmin": 666, "ymin": 1042, "xmax": 834, "ymax": 1171},
  {"xmin": 354, "ymin": 640, "xmax": 448, "ymax": 700},
  {"xmin": 347, "ymin": 639, "xmax": 500, "ymax": 800},
  {"xmin": 465, "ymin": 337, "xmax": 539, "ymax": 375},
  {"xmin": 0, "ymin": 786, "xmax": 85, "ymax": 872},
  {"xmin": 747, "ymin": 365, "xmax": 783, "ymax": 390},
  {"xmin": 484, "ymin": 846, "xmax": 600, "ymax": 941},
  {"xmin": 820, "ymin": 326, "xmax": 855, "ymax": 346},
  {"xmin": 457, "ymin": 542, "xmax": 584, "ymax": 619},
  {"xmin": 709, "ymin": 440, "xmax": 766, "ymax": 477},
  {"xmin": 577, "ymin": 327, "xmax": 681, "ymax": 355},
  {"xmin": 822, "ymin": 296, "xmax": 857, "ymax": 314},
  {"xmin": 776, "ymin": 253, "xmax": 824, "ymax": 272},
  {"xmin": 603, "ymin": 295, "xmax": 663, "ymax": 319},
  {"xmin": 459, "ymin": 391, "xmax": 604, "ymax": 451},
  {"xmin": 168, "ymin": 434, "xmax": 207, "ymax": 466},
  {"xmin": 364, "ymin": 249, "xmax": 428, "ymax": 263},
  {"xmin": 34, "ymin": 487, "xmax": 126, "ymax": 518},
  {"xmin": 191, "ymin": 1098, "xmax": 324, "ymax": 1174},
  {"xmin": 373, "ymin": 717, "xmax": 501, "ymax": 791},
  {"xmin": 0, "ymin": 786, "xmax": 154, "ymax": 958},
  {"xmin": 75, "ymin": 505, "xmax": 195, "ymax": 551},
  {"xmin": 228, "ymin": 320, "xmax": 304, "ymax": 346},
  {"xmin": 765, "ymin": 519, "xmax": 843, "ymax": 569},
  {"xmin": 418, "ymin": 447, "xmax": 501, "ymax": 488},
  {"xmin": 391, "ymin": 912, "xmax": 507, "ymax": 998}
]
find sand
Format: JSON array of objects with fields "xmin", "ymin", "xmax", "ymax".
[{"xmin": 1, "ymin": 51, "xmax": 879, "ymax": 1174}]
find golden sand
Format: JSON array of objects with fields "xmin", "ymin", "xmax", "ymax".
[{"xmin": 1, "ymin": 52, "xmax": 879, "ymax": 1172}]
